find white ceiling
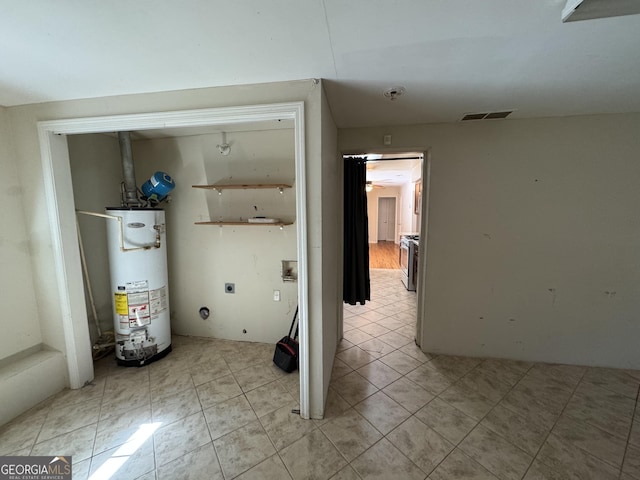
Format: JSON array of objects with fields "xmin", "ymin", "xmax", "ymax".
[
  {"xmin": 366, "ymin": 158, "xmax": 422, "ymax": 188},
  {"xmin": 1, "ymin": 1, "xmax": 639, "ymax": 128}
]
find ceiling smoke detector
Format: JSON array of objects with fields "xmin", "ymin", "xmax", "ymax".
[{"xmin": 383, "ymin": 86, "xmax": 406, "ymax": 101}]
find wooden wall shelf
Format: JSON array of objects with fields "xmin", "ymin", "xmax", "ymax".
[
  {"xmin": 194, "ymin": 221, "xmax": 293, "ymax": 227},
  {"xmin": 193, "ymin": 183, "xmax": 293, "ymax": 227},
  {"xmin": 192, "ymin": 184, "xmax": 291, "ymax": 191}
]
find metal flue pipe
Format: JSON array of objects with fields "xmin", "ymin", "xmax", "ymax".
[{"xmin": 118, "ymin": 131, "xmax": 140, "ymax": 207}]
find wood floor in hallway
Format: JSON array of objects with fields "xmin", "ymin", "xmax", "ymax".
[{"xmin": 369, "ymin": 241, "xmax": 400, "ymax": 269}]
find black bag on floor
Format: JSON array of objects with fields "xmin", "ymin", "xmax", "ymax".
[{"xmin": 273, "ymin": 306, "xmax": 299, "ymax": 373}]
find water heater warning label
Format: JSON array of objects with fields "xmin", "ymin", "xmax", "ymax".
[
  {"xmin": 114, "ymin": 281, "xmax": 166, "ymax": 328},
  {"xmin": 150, "ymin": 286, "xmax": 168, "ymax": 319},
  {"xmin": 127, "ymin": 280, "xmax": 149, "ymax": 291},
  {"xmin": 127, "ymin": 291, "xmax": 149, "ymax": 306},
  {"xmin": 117, "ymin": 280, "xmax": 151, "ymax": 328},
  {"xmin": 114, "ymin": 293, "xmax": 128, "ymax": 315},
  {"xmin": 127, "ymin": 291, "xmax": 150, "ymax": 327}
]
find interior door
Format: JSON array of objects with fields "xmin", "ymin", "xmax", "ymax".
[{"xmin": 377, "ymin": 197, "xmax": 396, "ymax": 242}]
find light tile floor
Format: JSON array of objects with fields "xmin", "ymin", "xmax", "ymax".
[{"xmin": 1, "ymin": 268, "xmax": 640, "ymax": 479}]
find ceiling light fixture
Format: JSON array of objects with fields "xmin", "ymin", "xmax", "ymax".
[
  {"xmin": 217, "ymin": 132, "xmax": 231, "ymax": 156},
  {"xmin": 383, "ymin": 86, "xmax": 406, "ymax": 101}
]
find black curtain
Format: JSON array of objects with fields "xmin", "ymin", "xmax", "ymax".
[{"xmin": 343, "ymin": 157, "xmax": 371, "ymax": 305}]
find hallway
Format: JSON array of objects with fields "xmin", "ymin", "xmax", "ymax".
[{"xmin": 368, "ymin": 241, "xmax": 399, "ymax": 270}]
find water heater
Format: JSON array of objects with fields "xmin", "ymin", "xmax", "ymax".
[{"xmin": 105, "ymin": 207, "xmax": 172, "ymax": 366}]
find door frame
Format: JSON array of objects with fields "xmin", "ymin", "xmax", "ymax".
[
  {"xmin": 37, "ymin": 102, "xmax": 311, "ymax": 417},
  {"xmin": 342, "ymin": 148, "xmax": 430, "ymax": 347},
  {"xmin": 415, "ymin": 150, "xmax": 431, "ymax": 348}
]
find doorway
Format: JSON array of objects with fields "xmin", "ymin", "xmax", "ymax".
[{"xmin": 342, "ymin": 152, "xmax": 426, "ymax": 341}]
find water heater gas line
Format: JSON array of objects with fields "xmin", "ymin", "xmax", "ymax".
[
  {"xmin": 75, "ymin": 210, "xmax": 163, "ymax": 252},
  {"xmin": 119, "ymin": 131, "xmax": 141, "ymax": 207},
  {"xmin": 76, "ymin": 215, "xmax": 101, "ymax": 337}
]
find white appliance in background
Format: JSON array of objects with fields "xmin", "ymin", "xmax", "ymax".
[
  {"xmin": 400, "ymin": 234, "xmax": 419, "ymax": 291},
  {"xmin": 106, "ymin": 208, "xmax": 172, "ymax": 366}
]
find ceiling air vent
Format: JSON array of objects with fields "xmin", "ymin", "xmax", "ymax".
[
  {"xmin": 461, "ymin": 110, "xmax": 513, "ymax": 121},
  {"xmin": 562, "ymin": 0, "xmax": 640, "ymax": 22},
  {"xmin": 485, "ymin": 111, "xmax": 513, "ymax": 119},
  {"xmin": 461, "ymin": 113, "xmax": 487, "ymax": 121}
]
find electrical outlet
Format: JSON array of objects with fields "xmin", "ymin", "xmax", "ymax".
[
  {"xmin": 273, "ymin": 290, "xmax": 280, "ymax": 301},
  {"xmin": 225, "ymin": 283, "xmax": 235, "ymax": 294}
]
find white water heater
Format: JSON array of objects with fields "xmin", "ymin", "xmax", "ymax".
[{"xmin": 106, "ymin": 208, "xmax": 172, "ymax": 366}]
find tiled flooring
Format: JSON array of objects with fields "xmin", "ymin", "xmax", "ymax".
[{"xmin": 1, "ymin": 269, "xmax": 640, "ymax": 479}]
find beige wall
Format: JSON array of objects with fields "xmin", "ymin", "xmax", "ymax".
[
  {"xmin": 0, "ymin": 107, "xmax": 42, "ymax": 361},
  {"xmin": 133, "ymin": 129, "xmax": 298, "ymax": 342},
  {"xmin": 68, "ymin": 133, "xmax": 123, "ymax": 343},
  {"xmin": 6, "ymin": 79, "xmax": 338, "ymax": 419},
  {"xmin": 320, "ymin": 88, "xmax": 340, "ymax": 411},
  {"xmin": 340, "ymin": 113, "xmax": 640, "ymax": 369}
]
